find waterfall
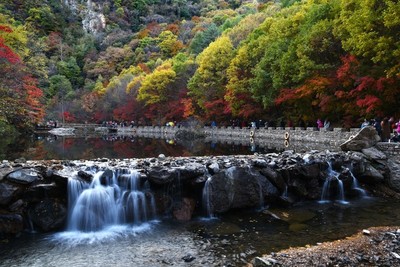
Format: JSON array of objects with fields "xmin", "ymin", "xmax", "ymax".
[
  {"xmin": 282, "ymin": 185, "xmax": 288, "ymax": 198},
  {"xmin": 67, "ymin": 169, "xmax": 156, "ymax": 232},
  {"xmin": 202, "ymin": 177, "xmax": 215, "ymax": 218},
  {"xmin": 319, "ymin": 162, "xmax": 348, "ymax": 204},
  {"xmin": 349, "ymin": 169, "xmax": 368, "ymax": 198}
]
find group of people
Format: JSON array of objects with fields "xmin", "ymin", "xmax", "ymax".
[{"xmin": 361, "ymin": 117, "xmax": 400, "ymax": 142}]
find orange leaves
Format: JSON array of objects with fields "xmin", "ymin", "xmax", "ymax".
[
  {"xmin": 182, "ymin": 98, "xmax": 194, "ymax": 118},
  {"xmin": 356, "ymin": 95, "xmax": 382, "ymax": 113},
  {"xmin": 0, "ymin": 25, "xmax": 20, "ymax": 64}
]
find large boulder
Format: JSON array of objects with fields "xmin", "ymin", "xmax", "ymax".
[
  {"xmin": 147, "ymin": 167, "xmax": 179, "ymax": 185},
  {"xmin": 0, "ymin": 213, "xmax": 23, "ymax": 234},
  {"xmin": 176, "ymin": 163, "xmax": 207, "ymax": 181},
  {"xmin": 0, "ymin": 182, "xmax": 21, "ymax": 206},
  {"xmin": 209, "ymin": 167, "xmax": 279, "ymax": 213},
  {"xmin": 29, "ymin": 199, "xmax": 67, "ymax": 232},
  {"xmin": 6, "ymin": 168, "xmax": 40, "ymax": 184},
  {"xmin": 361, "ymin": 147, "xmax": 387, "ymax": 161},
  {"xmin": 340, "ymin": 126, "xmax": 380, "ymax": 151}
]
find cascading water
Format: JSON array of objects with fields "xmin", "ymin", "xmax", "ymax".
[
  {"xmin": 202, "ymin": 176, "xmax": 215, "ymax": 218},
  {"xmin": 319, "ymin": 162, "xmax": 348, "ymax": 204},
  {"xmin": 348, "ymin": 169, "xmax": 368, "ymax": 198},
  {"xmin": 282, "ymin": 185, "xmax": 288, "ymax": 198},
  {"xmin": 68, "ymin": 169, "xmax": 156, "ymax": 232}
]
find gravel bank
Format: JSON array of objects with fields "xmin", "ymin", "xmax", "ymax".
[{"xmin": 253, "ymin": 226, "xmax": 400, "ymax": 267}]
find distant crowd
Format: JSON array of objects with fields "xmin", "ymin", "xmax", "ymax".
[
  {"xmin": 101, "ymin": 116, "xmax": 400, "ymax": 143},
  {"xmin": 361, "ymin": 117, "xmax": 400, "ymax": 142}
]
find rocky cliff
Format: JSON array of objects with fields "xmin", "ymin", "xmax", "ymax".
[{"xmin": 63, "ymin": 0, "xmax": 107, "ymax": 34}]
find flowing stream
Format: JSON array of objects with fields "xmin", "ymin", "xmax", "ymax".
[
  {"xmin": 1, "ymin": 135, "xmax": 399, "ymax": 266},
  {"xmin": 2, "ymin": 197, "xmax": 400, "ymax": 266}
]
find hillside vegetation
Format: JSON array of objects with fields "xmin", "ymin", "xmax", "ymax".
[{"xmin": 0, "ymin": 0, "xmax": 399, "ymax": 132}]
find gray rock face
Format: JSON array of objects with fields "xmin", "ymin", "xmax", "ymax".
[
  {"xmin": 209, "ymin": 167, "xmax": 279, "ymax": 213},
  {"xmin": 340, "ymin": 126, "xmax": 380, "ymax": 151},
  {"xmin": 361, "ymin": 147, "xmax": 387, "ymax": 160},
  {"xmin": 6, "ymin": 169, "xmax": 40, "ymax": 184},
  {"xmin": 148, "ymin": 167, "xmax": 178, "ymax": 185},
  {"xmin": 0, "ymin": 214, "xmax": 23, "ymax": 234},
  {"xmin": 29, "ymin": 199, "xmax": 67, "ymax": 232},
  {"xmin": 176, "ymin": 163, "xmax": 207, "ymax": 180},
  {"xmin": 0, "ymin": 167, "xmax": 13, "ymax": 181},
  {"xmin": 387, "ymin": 159, "xmax": 400, "ymax": 192},
  {"xmin": 172, "ymin": 198, "xmax": 196, "ymax": 221},
  {"xmin": 0, "ymin": 183, "xmax": 20, "ymax": 205},
  {"xmin": 360, "ymin": 163, "xmax": 385, "ymax": 183}
]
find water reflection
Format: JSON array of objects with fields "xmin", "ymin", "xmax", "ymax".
[{"xmin": 2, "ymin": 133, "xmax": 279, "ymax": 161}]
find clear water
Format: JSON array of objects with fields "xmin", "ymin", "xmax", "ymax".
[{"xmin": 1, "ymin": 197, "xmax": 400, "ymax": 267}]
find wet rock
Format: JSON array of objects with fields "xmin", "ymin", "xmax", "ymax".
[
  {"xmin": 0, "ymin": 213, "xmax": 23, "ymax": 234},
  {"xmin": 14, "ymin": 158, "xmax": 26, "ymax": 164},
  {"xmin": 253, "ymin": 256, "xmax": 278, "ymax": 266},
  {"xmin": 260, "ymin": 167, "xmax": 285, "ymax": 191},
  {"xmin": 50, "ymin": 171, "xmax": 69, "ymax": 189},
  {"xmin": 6, "ymin": 169, "xmax": 40, "ymax": 184},
  {"xmin": 8, "ymin": 199, "xmax": 25, "ymax": 212},
  {"xmin": 99, "ymin": 169, "xmax": 114, "ymax": 184},
  {"xmin": 207, "ymin": 162, "xmax": 220, "ymax": 174},
  {"xmin": 29, "ymin": 199, "xmax": 67, "ymax": 232},
  {"xmin": 268, "ymin": 208, "xmax": 316, "ymax": 224},
  {"xmin": 148, "ymin": 167, "xmax": 178, "ymax": 185},
  {"xmin": 0, "ymin": 167, "xmax": 13, "ymax": 181},
  {"xmin": 386, "ymin": 159, "xmax": 400, "ymax": 192},
  {"xmin": 173, "ymin": 198, "xmax": 196, "ymax": 221},
  {"xmin": 360, "ymin": 163, "xmax": 385, "ymax": 183},
  {"xmin": 361, "ymin": 147, "xmax": 387, "ymax": 160},
  {"xmin": 182, "ymin": 254, "xmax": 196, "ymax": 262},
  {"xmin": 176, "ymin": 163, "xmax": 207, "ymax": 181},
  {"xmin": 209, "ymin": 167, "xmax": 279, "ymax": 213},
  {"xmin": 25, "ymin": 183, "xmax": 64, "ymax": 202},
  {"xmin": 340, "ymin": 126, "xmax": 380, "ymax": 151},
  {"xmin": 0, "ymin": 182, "xmax": 21, "ymax": 206},
  {"xmin": 77, "ymin": 170, "xmax": 94, "ymax": 183}
]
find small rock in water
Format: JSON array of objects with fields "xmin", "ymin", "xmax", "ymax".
[
  {"xmin": 14, "ymin": 158, "xmax": 26, "ymax": 163},
  {"xmin": 391, "ymin": 252, "xmax": 400, "ymax": 259},
  {"xmin": 362, "ymin": 229, "xmax": 371, "ymax": 235},
  {"xmin": 182, "ymin": 254, "xmax": 196, "ymax": 262},
  {"xmin": 158, "ymin": 154, "xmax": 166, "ymax": 160}
]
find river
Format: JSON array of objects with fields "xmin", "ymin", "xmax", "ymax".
[
  {"xmin": 1, "ymin": 133, "xmax": 399, "ymax": 266},
  {"xmin": 1, "ymin": 197, "xmax": 400, "ymax": 266}
]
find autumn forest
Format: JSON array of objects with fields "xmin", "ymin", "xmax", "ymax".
[{"xmin": 0, "ymin": 0, "xmax": 399, "ymax": 135}]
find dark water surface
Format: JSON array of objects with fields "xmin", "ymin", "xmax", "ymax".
[
  {"xmin": 0, "ymin": 133, "xmax": 278, "ymax": 161},
  {"xmin": 1, "ymin": 197, "xmax": 400, "ymax": 267}
]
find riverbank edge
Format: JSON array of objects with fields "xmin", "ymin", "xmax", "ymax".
[{"xmin": 252, "ymin": 226, "xmax": 400, "ymax": 267}]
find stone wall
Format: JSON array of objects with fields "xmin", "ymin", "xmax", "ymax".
[
  {"xmin": 119, "ymin": 126, "xmax": 359, "ymax": 142},
  {"xmin": 117, "ymin": 126, "xmax": 360, "ymax": 151},
  {"xmin": 376, "ymin": 142, "xmax": 400, "ymax": 156}
]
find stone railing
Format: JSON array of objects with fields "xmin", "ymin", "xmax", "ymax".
[
  {"xmin": 117, "ymin": 126, "xmax": 359, "ymax": 145},
  {"xmin": 376, "ymin": 142, "xmax": 400, "ymax": 156}
]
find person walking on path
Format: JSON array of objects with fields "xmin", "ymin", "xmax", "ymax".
[
  {"xmin": 381, "ymin": 117, "xmax": 391, "ymax": 142},
  {"xmin": 396, "ymin": 119, "xmax": 400, "ymax": 134}
]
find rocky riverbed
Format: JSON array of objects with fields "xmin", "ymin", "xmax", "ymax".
[{"xmin": 253, "ymin": 226, "xmax": 400, "ymax": 267}]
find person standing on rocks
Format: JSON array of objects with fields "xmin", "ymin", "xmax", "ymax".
[{"xmin": 381, "ymin": 117, "xmax": 391, "ymax": 142}]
